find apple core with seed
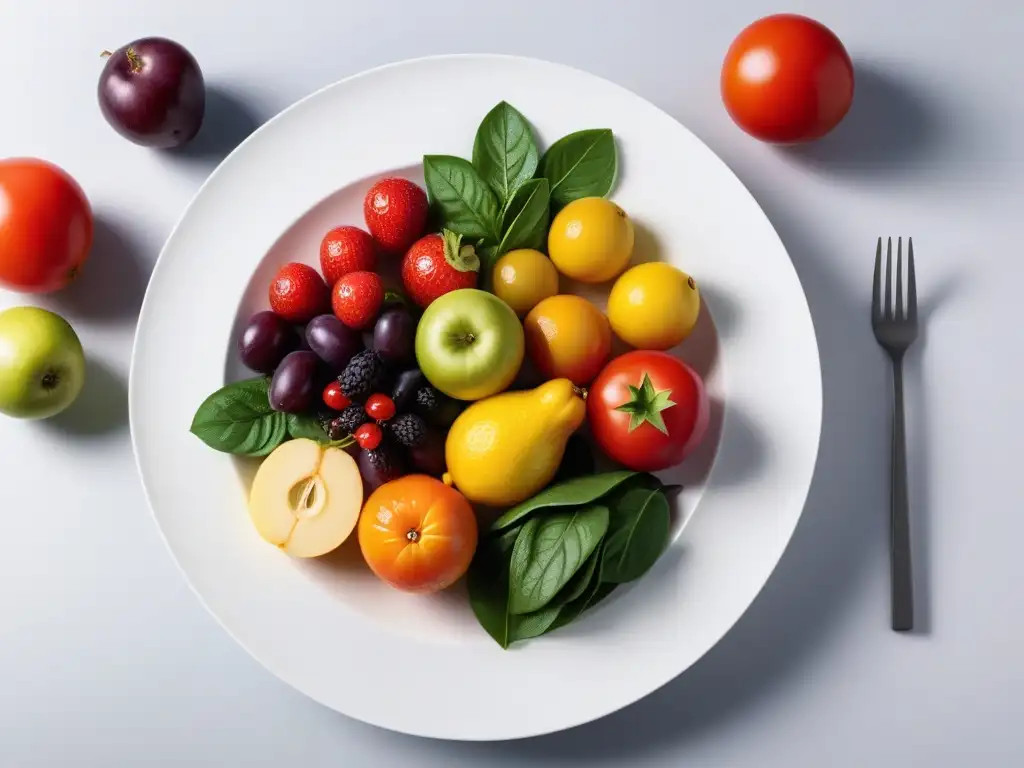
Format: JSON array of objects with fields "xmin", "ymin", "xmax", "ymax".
[{"xmin": 247, "ymin": 438, "xmax": 364, "ymax": 558}]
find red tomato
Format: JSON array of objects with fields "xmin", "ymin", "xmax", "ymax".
[
  {"xmin": 588, "ymin": 351, "xmax": 710, "ymax": 472},
  {"xmin": 721, "ymin": 14, "xmax": 854, "ymax": 143},
  {"xmin": 0, "ymin": 158, "xmax": 93, "ymax": 293}
]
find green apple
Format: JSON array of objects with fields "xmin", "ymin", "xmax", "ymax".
[
  {"xmin": 0, "ymin": 306, "xmax": 85, "ymax": 419},
  {"xmin": 415, "ymin": 289, "xmax": 524, "ymax": 401}
]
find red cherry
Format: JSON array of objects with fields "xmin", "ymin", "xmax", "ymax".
[
  {"xmin": 365, "ymin": 393, "xmax": 396, "ymax": 421},
  {"xmin": 355, "ymin": 422, "xmax": 383, "ymax": 450},
  {"xmin": 322, "ymin": 381, "xmax": 350, "ymax": 411}
]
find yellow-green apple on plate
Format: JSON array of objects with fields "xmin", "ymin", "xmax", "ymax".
[
  {"xmin": 0, "ymin": 306, "xmax": 85, "ymax": 419},
  {"xmin": 415, "ymin": 288, "xmax": 524, "ymax": 401}
]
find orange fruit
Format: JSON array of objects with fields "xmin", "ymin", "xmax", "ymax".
[
  {"xmin": 357, "ymin": 475, "xmax": 477, "ymax": 593},
  {"xmin": 523, "ymin": 294, "xmax": 612, "ymax": 386}
]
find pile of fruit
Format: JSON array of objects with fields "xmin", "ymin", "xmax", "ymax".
[{"xmin": 189, "ymin": 99, "xmax": 715, "ymax": 648}]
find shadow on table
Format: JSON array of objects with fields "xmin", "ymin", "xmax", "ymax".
[
  {"xmin": 39, "ymin": 213, "xmax": 152, "ymax": 325},
  {"xmin": 779, "ymin": 61, "xmax": 945, "ymax": 180},
  {"xmin": 42, "ymin": 358, "xmax": 128, "ymax": 438},
  {"xmin": 162, "ymin": 85, "xmax": 262, "ymax": 166}
]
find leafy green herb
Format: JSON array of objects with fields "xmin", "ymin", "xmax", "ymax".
[
  {"xmin": 550, "ymin": 541, "xmax": 610, "ymax": 630},
  {"xmin": 286, "ymin": 413, "xmax": 356, "ymax": 448},
  {"xmin": 190, "ymin": 377, "xmax": 289, "ymax": 456},
  {"xmin": 602, "ymin": 486, "xmax": 671, "ymax": 583},
  {"xmin": 540, "ymin": 128, "xmax": 617, "ymax": 208},
  {"xmin": 509, "ymin": 507, "xmax": 609, "ymax": 614},
  {"xmin": 615, "ymin": 373, "xmax": 677, "ymax": 435},
  {"xmin": 472, "ymin": 101, "xmax": 539, "ymax": 204},
  {"xmin": 498, "ymin": 178, "xmax": 550, "ymax": 255},
  {"xmin": 423, "ymin": 155, "xmax": 500, "ymax": 242},
  {"xmin": 467, "ymin": 535, "xmax": 515, "ymax": 648},
  {"xmin": 491, "ymin": 470, "xmax": 637, "ymax": 532}
]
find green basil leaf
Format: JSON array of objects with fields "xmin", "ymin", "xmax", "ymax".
[
  {"xmin": 491, "ymin": 470, "xmax": 638, "ymax": 533},
  {"xmin": 509, "ymin": 505, "xmax": 609, "ymax": 615},
  {"xmin": 423, "ymin": 155, "xmax": 500, "ymax": 241},
  {"xmin": 286, "ymin": 413, "xmax": 329, "ymax": 442},
  {"xmin": 539, "ymin": 128, "xmax": 617, "ymax": 207},
  {"xmin": 498, "ymin": 178, "xmax": 549, "ymax": 255},
  {"xmin": 472, "ymin": 101, "xmax": 539, "ymax": 204},
  {"xmin": 602, "ymin": 487, "xmax": 671, "ymax": 583},
  {"xmin": 190, "ymin": 377, "xmax": 288, "ymax": 456}
]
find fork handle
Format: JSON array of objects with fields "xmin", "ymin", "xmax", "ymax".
[{"xmin": 891, "ymin": 358, "xmax": 914, "ymax": 631}]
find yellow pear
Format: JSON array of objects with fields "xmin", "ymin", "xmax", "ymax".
[{"xmin": 444, "ymin": 378, "xmax": 587, "ymax": 507}]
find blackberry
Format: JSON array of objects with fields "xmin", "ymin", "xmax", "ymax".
[
  {"xmin": 335, "ymin": 403, "xmax": 369, "ymax": 435},
  {"xmin": 389, "ymin": 413, "xmax": 427, "ymax": 448},
  {"xmin": 339, "ymin": 350, "xmax": 384, "ymax": 400},
  {"xmin": 414, "ymin": 385, "xmax": 440, "ymax": 417}
]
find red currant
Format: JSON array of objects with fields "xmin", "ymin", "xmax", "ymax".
[
  {"xmin": 322, "ymin": 380, "xmax": 350, "ymax": 411},
  {"xmin": 365, "ymin": 393, "xmax": 396, "ymax": 421},
  {"xmin": 354, "ymin": 422, "xmax": 383, "ymax": 451}
]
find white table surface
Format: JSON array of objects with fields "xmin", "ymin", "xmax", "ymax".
[{"xmin": 2, "ymin": 1, "xmax": 1021, "ymax": 765}]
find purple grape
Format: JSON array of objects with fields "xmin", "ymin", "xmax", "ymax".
[
  {"xmin": 391, "ymin": 368, "xmax": 425, "ymax": 412},
  {"xmin": 97, "ymin": 37, "xmax": 205, "ymax": 148},
  {"xmin": 372, "ymin": 308, "xmax": 417, "ymax": 367},
  {"xmin": 305, "ymin": 314, "xmax": 363, "ymax": 373},
  {"xmin": 357, "ymin": 442, "xmax": 405, "ymax": 491},
  {"xmin": 238, "ymin": 311, "xmax": 299, "ymax": 374},
  {"xmin": 269, "ymin": 350, "xmax": 320, "ymax": 413},
  {"xmin": 408, "ymin": 429, "xmax": 446, "ymax": 477}
]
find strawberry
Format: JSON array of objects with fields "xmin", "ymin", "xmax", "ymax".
[
  {"xmin": 332, "ymin": 270, "xmax": 384, "ymax": 330},
  {"xmin": 401, "ymin": 230, "xmax": 480, "ymax": 309},
  {"xmin": 363, "ymin": 178, "xmax": 429, "ymax": 254},
  {"xmin": 320, "ymin": 225, "xmax": 377, "ymax": 285},
  {"xmin": 269, "ymin": 262, "xmax": 329, "ymax": 324}
]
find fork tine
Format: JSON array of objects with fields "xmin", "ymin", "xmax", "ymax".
[
  {"xmin": 884, "ymin": 237, "xmax": 893, "ymax": 319},
  {"xmin": 872, "ymin": 237, "xmax": 882, "ymax": 320},
  {"xmin": 896, "ymin": 237, "xmax": 904, "ymax": 318},
  {"xmin": 907, "ymin": 237, "xmax": 917, "ymax": 322}
]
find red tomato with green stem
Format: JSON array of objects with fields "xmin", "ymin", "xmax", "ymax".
[
  {"xmin": 0, "ymin": 158, "xmax": 93, "ymax": 293},
  {"xmin": 721, "ymin": 13, "xmax": 854, "ymax": 144},
  {"xmin": 587, "ymin": 351, "xmax": 710, "ymax": 472}
]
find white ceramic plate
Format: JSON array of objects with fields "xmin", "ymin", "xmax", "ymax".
[{"xmin": 130, "ymin": 54, "xmax": 821, "ymax": 741}]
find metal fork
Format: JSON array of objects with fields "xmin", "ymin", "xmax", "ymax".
[{"xmin": 872, "ymin": 237, "xmax": 918, "ymax": 632}]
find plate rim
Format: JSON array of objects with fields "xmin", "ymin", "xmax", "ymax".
[{"xmin": 129, "ymin": 52, "xmax": 822, "ymax": 740}]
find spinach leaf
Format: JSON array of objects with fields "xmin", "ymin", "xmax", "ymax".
[
  {"xmin": 550, "ymin": 540, "xmax": 609, "ymax": 631},
  {"xmin": 423, "ymin": 155, "xmax": 500, "ymax": 241},
  {"xmin": 190, "ymin": 377, "xmax": 288, "ymax": 456},
  {"xmin": 509, "ymin": 505, "xmax": 609, "ymax": 615},
  {"xmin": 603, "ymin": 487, "xmax": 671, "ymax": 583},
  {"xmin": 540, "ymin": 128, "xmax": 617, "ymax": 207},
  {"xmin": 472, "ymin": 101, "xmax": 539, "ymax": 204},
  {"xmin": 497, "ymin": 178, "xmax": 549, "ymax": 255},
  {"xmin": 467, "ymin": 534, "xmax": 515, "ymax": 648},
  {"xmin": 491, "ymin": 470, "xmax": 638, "ymax": 532}
]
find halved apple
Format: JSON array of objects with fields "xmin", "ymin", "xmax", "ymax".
[{"xmin": 248, "ymin": 438, "xmax": 363, "ymax": 558}]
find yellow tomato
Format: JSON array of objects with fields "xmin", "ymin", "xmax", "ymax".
[
  {"xmin": 607, "ymin": 262, "xmax": 701, "ymax": 350},
  {"xmin": 523, "ymin": 295, "xmax": 611, "ymax": 386},
  {"xmin": 547, "ymin": 197, "xmax": 634, "ymax": 283},
  {"xmin": 491, "ymin": 249, "xmax": 560, "ymax": 316}
]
